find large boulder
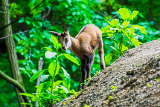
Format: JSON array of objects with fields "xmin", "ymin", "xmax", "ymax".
[{"xmin": 55, "ymin": 39, "xmax": 160, "ymax": 107}]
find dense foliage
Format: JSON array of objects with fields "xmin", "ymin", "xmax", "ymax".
[{"xmin": 0, "ymin": 0, "xmax": 159, "ymax": 106}]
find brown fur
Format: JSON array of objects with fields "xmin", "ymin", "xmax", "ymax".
[
  {"xmin": 69, "ymin": 24, "xmax": 103, "ymax": 59},
  {"xmin": 50, "ymin": 24, "xmax": 105, "ymax": 90}
]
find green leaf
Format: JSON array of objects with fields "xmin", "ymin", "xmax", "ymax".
[
  {"xmin": 132, "ymin": 25, "xmax": 147, "ymax": 35},
  {"xmin": 131, "ymin": 37, "xmax": 142, "ymax": 46},
  {"xmin": 51, "ymin": 35, "xmax": 58, "ymax": 47},
  {"xmin": 53, "ymin": 80, "xmax": 62, "ymax": 89},
  {"xmin": 21, "ymin": 103, "xmax": 33, "ymax": 106},
  {"xmin": 105, "ymin": 53, "xmax": 112, "ymax": 65},
  {"xmin": 25, "ymin": 20, "xmax": 30, "ymax": 25},
  {"xmin": 61, "ymin": 67, "xmax": 71, "ymax": 90},
  {"xmin": 40, "ymin": 75, "xmax": 49, "ymax": 82},
  {"xmin": 72, "ymin": 65, "xmax": 77, "ymax": 72},
  {"xmin": 139, "ymin": 26, "xmax": 147, "ymax": 35},
  {"xmin": 48, "ymin": 61, "xmax": 60, "ymax": 77},
  {"xmin": 122, "ymin": 21, "xmax": 129, "ymax": 28},
  {"xmin": 62, "ymin": 54, "xmax": 80, "ymax": 66},
  {"xmin": 128, "ymin": 28, "xmax": 135, "ymax": 37},
  {"xmin": 42, "ymin": 47, "xmax": 53, "ymax": 51},
  {"xmin": 19, "ymin": 93, "xmax": 36, "ymax": 98},
  {"xmin": 60, "ymin": 85, "xmax": 68, "ymax": 94},
  {"xmin": 30, "ymin": 69, "xmax": 47, "ymax": 83},
  {"xmin": 121, "ymin": 29, "xmax": 129, "ymax": 37},
  {"xmin": 110, "ymin": 19, "xmax": 119, "ymax": 27},
  {"xmin": 37, "ymin": 83, "xmax": 44, "ymax": 93},
  {"xmin": 117, "ymin": 44, "xmax": 128, "ymax": 52},
  {"xmin": 129, "ymin": 11, "xmax": 139, "ymax": 20},
  {"xmin": 14, "ymin": 35, "xmax": 21, "ymax": 42},
  {"xmin": 18, "ymin": 18, "xmax": 24, "ymax": 23},
  {"xmin": 45, "ymin": 51, "xmax": 57, "ymax": 58},
  {"xmin": 118, "ymin": 8, "xmax": 130, "ymax": 20}
]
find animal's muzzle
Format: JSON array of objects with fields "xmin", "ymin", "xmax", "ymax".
[{"xmin": 62, "ymin": 46, "xmax": 66, "ymax": 50}]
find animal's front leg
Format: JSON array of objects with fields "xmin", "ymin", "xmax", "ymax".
[{"xmin": 78, "ymin": 59, "xmax": 86, "ymax": 91}]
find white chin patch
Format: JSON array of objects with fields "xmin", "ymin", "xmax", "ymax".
[
  {"xmin": 63, "ymin": 38, "xmax": 71, "ymax": 50},
  {"xmin": 66, "ymin": 39, "xmax": 71, "ymax": 49}
]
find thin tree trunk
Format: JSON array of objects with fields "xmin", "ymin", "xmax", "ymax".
[
  {"xmin": 35, "ymin": 57, "xmax": 44, "ymax": 107},
  {"xmin": 0, "ymin": 0, "xmax": 28, "ymax": 106}
]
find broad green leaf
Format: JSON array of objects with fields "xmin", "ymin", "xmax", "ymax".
[
  {"xmin": 61, "ymin": 67, "xmax": 70, "ymax": 79},
  {"xmin": 122, "ymin": 21, "xmax": 129, "ymax": 28},
  {"xmin": 110, "ymin": 19, "xmax": 119, "ymax": 27},
  {"xmin": 37, "ymin": 83, "xmax": 44, "ymax": 94},
  {"xmin": 139, "ymin": 26, "xmax": 147, "ymax": 35},
  {"xmin": 45, "ymin": 51, "xmax": 57, "ymax": 58},
  {"xmin": 40, "ymin": 75, "xmax": 49, "ymax": 82},
  {"xmin": 61, "ymin": 67, "xmax": 71, "ymax": 90},
  {"xmin": 105, "ymin": 53, "xmax": 112, "ymax": 65},
  {"xmin": 53, "ymin": 80, "xmax": 62, "ymax": 89},
  {"xmin": 132, "ymin": 25, "xmax": 147, "ymax": 35},
  {"xmin": 128, "ymin": 28, "xmax": 135, "ymax": 37},
  {"xmin": 30, "ymin": 69, "xmax": 47, "ymax": 83},
  {"xmin": 42, "ymin": 47, "xmax": 53, "ymax": 51},
  {"xmin": 129, "ymin": 11, "xmax": 139, "ymax": 20},
  {"xmin": 19, "ymin": 93, "xmax": 36, "ymax": 98},
  {"xmin": 51, "ymin": 35, "xmax": 58, "ymax": 46},
  {"xmin": 101, "ymin": 25, "xmax": 110, "ymax": 32},
  {"xmin": 131, "ymin": 38, "xmax": 142, "ymax": 46},
  {"xmin": 118, "ymin": 8, "xmax": 130, "ymax": 20},
  {"xmin": 62, "ymin": 54, "xmax": 80, "ymax": 66},
  {"xmin": 60, "ymin": 85, "xmax": 68, "ymax": 94},
  {"xmin": 101, "ymin": 25, "xmax": 114, "ymax": 37},
  {"xmin": 48, "ymin": 61, "xmax": 60, "ymax": 77}
]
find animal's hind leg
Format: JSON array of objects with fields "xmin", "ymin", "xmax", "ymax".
[
  {"xmin": 98, "ymin": 39, "xmax": 105, "ymax": 70},
  {"xmin": 86, "ymin": 55, "xmax": 94, "ymax": 79}
]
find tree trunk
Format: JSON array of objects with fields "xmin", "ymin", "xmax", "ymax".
[{"xmin": 0, "ymin": 0, "xmax": 27, "ymax": 106}]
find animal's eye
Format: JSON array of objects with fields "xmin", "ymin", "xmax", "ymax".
[{"xmin": 65, "ymin": 37, "xmax": 68, "ymax": 42}]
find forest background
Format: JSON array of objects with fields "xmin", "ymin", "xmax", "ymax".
[{"xmin": 0, "ymin": 0, "xmax": 160, "ymax": 106}]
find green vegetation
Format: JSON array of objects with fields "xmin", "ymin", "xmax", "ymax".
[
  {"xmin": 102, "ymin": 8, "xmax": 146, "ymax": 65},
  {"xmin": 0, "ymin": 0, "xmax": 160, "ymax": 106}
]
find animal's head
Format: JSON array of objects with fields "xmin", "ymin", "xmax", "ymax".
[{"xmin": 49, "ymin": 25, "xmax": 71, "ymax": 50}]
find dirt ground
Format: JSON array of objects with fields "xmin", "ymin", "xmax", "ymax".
[{"xmin": 54, "ymin": 38, "xmax": 160, "ymax": 107}]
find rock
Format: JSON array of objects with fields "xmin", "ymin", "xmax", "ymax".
[{"xmin": 54, "ymin": 39, "xmax": 160, "ymax": 107}]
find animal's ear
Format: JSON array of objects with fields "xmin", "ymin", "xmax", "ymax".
[
  {"xmin": 62, "ymin": 25, "xmax": 69, "ymax": 34},
  {"xmin": 49, "ymin": 31, "xmax": 61, "ymax": 37}
]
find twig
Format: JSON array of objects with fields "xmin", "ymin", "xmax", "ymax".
[
  {"xmin": 0, "ymin": 30, "xmax": 29, "ymax": 40},
  {"xmin": 42, "ymin": 8, "xmax": 51, "ymax": 19},
  {"xmin": 0, "ymin": 70, "xmax": 30, "ymax": 105}
]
